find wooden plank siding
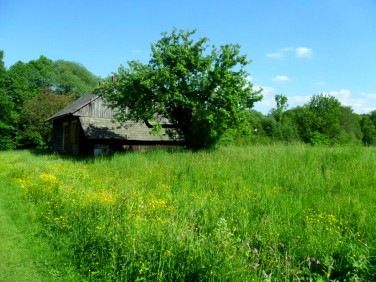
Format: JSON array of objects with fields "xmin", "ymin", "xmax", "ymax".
[{"xmin": 73, "ymin": 97, "xmax": 114, "ymax": 119}]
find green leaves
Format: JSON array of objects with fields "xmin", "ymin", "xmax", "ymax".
[
  {"xmin": 49, "ymin": 60, "xmax": 99, "ymax": 97},
  {"xmin": 100, "ymin": 29, "xmax": 262, "ymax": 150}
]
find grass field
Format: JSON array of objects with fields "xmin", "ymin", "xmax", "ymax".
[{"xmin": 0, "ymin": 145, "xmax": 375, "ymax": 281}]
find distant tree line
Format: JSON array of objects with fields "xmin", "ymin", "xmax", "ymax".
[
  {"xmin": 0, "ymin": 50, "xmax": 99, "ymax": 150},
  {"xmin": 1, "ymin": 41, "xmax": 375, "ymax": 151},
  {"xmin": 222, "ymin": 93, "xmax": 376, "ymax": 147}
]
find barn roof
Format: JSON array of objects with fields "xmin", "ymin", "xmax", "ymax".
[
  {"xmin": 79, "ymin": 117, "xmax": 171, "ymax": 141},
  {"xmin": 45, "ymin": 94, "xmax": 99, "ymax": 122}
]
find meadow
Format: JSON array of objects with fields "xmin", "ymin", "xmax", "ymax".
[{"xmin": 0, "ymin": 145, "xmax": 375, "ymax": 281}]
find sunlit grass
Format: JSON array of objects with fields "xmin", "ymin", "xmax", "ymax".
[{"xmin": 1, "ymin": 145, "xmax": 375, "ymax": 280}]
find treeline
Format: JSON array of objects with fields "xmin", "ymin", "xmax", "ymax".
[
  {"xmin": 225, "ymin": 93, "xmax": 376, "ymax": 146},
  {"xmin": 1, "ymin": 50, "xmax": 375, "ymax": 151},
  {"xmin": 0, "ymin": 51, "xmax": 99, "ymax": 150}
]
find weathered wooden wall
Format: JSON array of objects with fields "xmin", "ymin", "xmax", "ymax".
[{"xmin": 73, "ymin": 98, "xmax": 114, "ymax": 119}]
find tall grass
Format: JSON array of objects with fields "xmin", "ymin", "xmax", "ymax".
[{"xmin": 1, "ymin": 145, "xmax": 375, "ymax": 280}]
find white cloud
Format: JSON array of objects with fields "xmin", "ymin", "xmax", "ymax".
[
  {"xmin": 266, "ymin": 52, "xmax": 284, "ymax": 59},
  {"xmin": 329, "ymin": 89, "xmax": 351, "ymax": 99},
  {"xmin": 289, "ymin": 90, "xmax": 375, "ymax": 114},
  {"xmin": 253, "ymin": 87, "xmax": 376, "ymax": 115},
  {"xmin": 295, "ymin": 47, "xmax": 313, "ymax": 59},
  {"xmin": 316, "ymin": 81, "xmax": 325, "ymax": 86},
  {"xmin": 272, "ymin": 75, "xmax": 289, "ymax": 82},
  {"xmin": 252, "ymin": 85, "xmax": 278, "ymax": 112},
  {"xmin": 325, "ymin": 89, "xmax": 376, "ymax": 114},
  {"xmin": 254, "ymin": 85, "xmax": 276, "ymax": 97},
  {"xmin": 266, "ymin": 46, "xmax": 313, "ymax": 59},
  {"xmin": 288, "ymin": 95, "xmax": 311, "ymax": 108},
  {"xmin": 363, "ymin": 92, "xmax": 376, "ymax": 99},
  {"xmin": 131, "ymin": 49, "xmax": 141, "ymax": 53}
]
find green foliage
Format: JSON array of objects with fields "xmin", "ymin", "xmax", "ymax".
[
  {"xmin": 360, "ymin": 115, "xmax": 376, "ymax": 145},
  {"xmin": 338, "ymin": 106, "xmax": 363, "ymax": 145},
  {"xmin": 308, "ymin": 131, "xmax": 331, "ymax": 146},
  {"xmin": 242, "ymin": 110, "xmax": 272, "ymax": 144},
  {"xmin": 7, "ymin": 56, "xmax": 53, "ymax": 108},
  {"xmin": 49, "ymin": 60, "xmax": 99, "ymax": 97},
  {"xmin": 273, "ymin": 93, "xmax": 288, "ymax": 123},
  {"xmin": 305, "ymin": 93, "xmax": 343, "ymax": 144},
  {"xmin": 291, "ymin": 94, "xmax": 363, "ymax": 145},
  {"xmin": 6, "ymin": 57, "xmax": 98, "ymax": 100},
  {"xmin": 369, "ymin": 110, "xmax": 376, "ymax": 127},
  {"xmin": 0, "ymin": 50, "xmax": 5, "ymax": 72},
  {"xmin": 1, "ymin": 146, "xmax": 375, "ymax": 280},
  {"xmin": 0, "ymin": 119, "xmax": 18, "ymax": 150},
  {"xmin": 0, "ymin": 51, "xmax": 18, "ymax": 149},
  {"xmin": 99, "ymin": 29, "xmax": 262, "ymax": 150},
  {"xmin": 21, "ymin": 89, "xmax": 75, "ymax": 148},
  {"xmin": 276, "ymin": 116, "xmax": 301, "ymax": 143},
  {"xmin": 267, "ymin": 95, "xmax": 301, "ymax": 144}
]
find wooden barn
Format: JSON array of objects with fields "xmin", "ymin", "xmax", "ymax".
[{"xmin": 45, "ymin": 94, "xmax": 178, "ymax": 156}]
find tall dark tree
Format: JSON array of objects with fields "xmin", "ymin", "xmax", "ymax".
[{"xmin": 99, "ymin": 29, "xmax": 262, "ymax": 150}]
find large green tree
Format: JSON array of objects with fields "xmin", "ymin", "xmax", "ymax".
[
  {"xmin": 49, "ymin": 60, "xmax": 99, "ymax": 97},
  {"xmin": 6, "ymin": 56, "xmax": 53, "ymax": 111},
  {"xmin": 99, "ymin": 29, "xmax": 262, "ymax": 150},
  {"xmin": 298, "ymin": 94, "xmax": 343, "ymax": 144},
  {"xmin": 291, "ymin": 94, "xmax": 364, "ymax": 145}
]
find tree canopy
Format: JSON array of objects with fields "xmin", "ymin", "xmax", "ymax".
[
  {"xmin": 49, "ymin": 60, "xmax": 100, "ymax": 96},
  {"xmin": 99, "ymin": 29, "xmax": 262, "ymax": 150}
]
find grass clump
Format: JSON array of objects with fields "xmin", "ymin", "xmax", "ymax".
[{"xmin": 0, "ymin": 145, "xmax": 375, "ymax": 280}]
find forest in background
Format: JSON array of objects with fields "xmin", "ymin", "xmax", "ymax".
[{"xmin": 1, "ymin": 49, "xmax": 375, "ymax": 151}]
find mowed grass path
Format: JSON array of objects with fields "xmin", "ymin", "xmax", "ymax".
[{"xmin": 0, "ymin": 179, "xmax": 42, "ymax": 282}]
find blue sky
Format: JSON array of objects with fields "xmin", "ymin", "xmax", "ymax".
[{"xmin": 1, "ymin": 0, "xmax": 375, "ymax": 114}]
